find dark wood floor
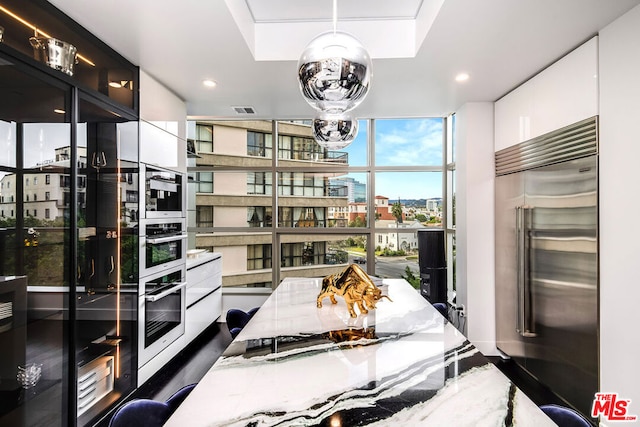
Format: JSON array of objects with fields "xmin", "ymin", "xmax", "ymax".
[
  {"xmin": 141, "ymin": 324, "xmax": 233, "ymax": 403},
  {"xmin": 95, "ymin": 322, "xmax": 580, "ymax": 426}
]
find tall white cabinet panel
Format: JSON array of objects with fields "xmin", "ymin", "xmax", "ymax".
[
  {"xmin": 495, "ymin": 37, "xmax": 598, "ymax": 151},
  {"xmin": 139, "ymin": 71, "xmax": 188, "ymax": 172},
  {"xmin": 494, "ymin": 79, "xmax": 534, "ymax": 151}
]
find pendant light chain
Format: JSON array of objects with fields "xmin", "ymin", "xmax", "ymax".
[{"xmin": 333, "ymin": 0, "xmax": 337, "ymax": 35}]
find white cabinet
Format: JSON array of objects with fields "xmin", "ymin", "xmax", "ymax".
[
  {"xmin": 139, "ymin": 121, "xmax": 187, "ymax": 172},
  {"xmin": 494, "ymin": 79, "xmax": 534, "ymax": 150},
  {"xmin": 139, "ymin": 71, "xmax": 187, "ymax": 171},
  {"xmin": 495, "ymin": 37, "xmax": 598, "ymax": 151},
  {"xmin": 185, "ymin": 253, "xmax": 222, "ymax": 343}
]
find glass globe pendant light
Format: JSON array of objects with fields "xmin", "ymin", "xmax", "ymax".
[
  {"xmin": 296, "ymin": 0, "xmax": 371, "ymax": 149},
  {"xmin": 312, "ymin": 111, "xmax": 359, "ymax": 150},
  {"xmin": 297, "ymin": 30, "xmax": 372, "ymax": 113}
]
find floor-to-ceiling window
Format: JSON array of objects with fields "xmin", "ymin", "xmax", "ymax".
[
  {"xmin": 445, "ymin": 114, "xmax": 456, "ymax": 301},
  {"xmin": 188, "ymin": 117, "xmax": 451, "ymax": 289}
]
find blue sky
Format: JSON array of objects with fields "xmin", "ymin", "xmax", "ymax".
[{"xmin": 341, "ymin": 118, "xmax": 444, "ymax": 199}]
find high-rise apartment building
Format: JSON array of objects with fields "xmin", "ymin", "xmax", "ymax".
[{"xmin": 188, "ymin": 120, "xmax": 353, "ymax": 287}]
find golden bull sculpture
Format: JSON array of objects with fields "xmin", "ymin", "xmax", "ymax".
[{"xmin": 317, "ymin": 264, "xmax": 392, "ymax": 318}]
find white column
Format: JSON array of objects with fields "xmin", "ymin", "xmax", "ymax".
[
  {"xmin": 599, "ymin": 3, "xmax": 640, "ymax": 411},
  {"xmin": 455, "ymin": 102, "xmax": 497, "ymax": 355}
]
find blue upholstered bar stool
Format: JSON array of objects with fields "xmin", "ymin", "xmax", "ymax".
[
  {"xmin": 539, "ymin": 404, "xmax": 593, "ymax": 427},
  {"xmin": 226, "ymin": 307, "xmax": 259, "ymax": 338},
  {"xmin": 432, "ymin": 302, "xmax": 448, "ymax": 319},
  {"xmin": 109, "ymin": 384, "xmax": 196, "ymax": 427}
]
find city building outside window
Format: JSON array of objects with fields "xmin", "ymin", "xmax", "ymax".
[
  {"xmin": 281, "ymin": 242, "xmax": 326, "ymax": 267},
  {"xmin": 189, "ymin": 118, "xmax": 449, "ymax": 289},
  {"xmin": 196, "ymin": 124, "xmax": 213, "ymax": 153},
  {"xmin": 247, "ymin": 131, "xmax": 272, "ymax": 158},
  {"xmin": 196, "ymin": 205, "xmax": 213, "ymax": 227},
  {"xmin": 247, "ymin": 172, "xmax": 271, "ymax": 195},
  {"xmin": 278, "ymin": 172, "xmax": 324, "ymax": 197},
  {"xmin": 196, "ymin": 172, "xmax": 213, "ymax": 193},
  {"xmin": 247, "ymin": 244, "xmax": 272, "ymax": 270},
  {"xmin": 247, "ymin": 206, "xmax": 272, "ymax": 227}
]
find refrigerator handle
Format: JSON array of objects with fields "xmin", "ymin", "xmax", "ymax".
[
  {"xmin": 521, "ymin": 206, "xmax": 537, "ymax": 337},
  {"xmin": 515, "ymin": 206, "xmax": 524, "ymax": 335}
]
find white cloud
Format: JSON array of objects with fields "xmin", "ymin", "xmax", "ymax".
[{"xmin": 375, "ymin": 118, "xmax": 443, "ymax": 166}]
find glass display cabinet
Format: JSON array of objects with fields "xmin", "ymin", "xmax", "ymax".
[{"xmin": 0, "ymin": 1, "xmax": 139, "ymax": 426}]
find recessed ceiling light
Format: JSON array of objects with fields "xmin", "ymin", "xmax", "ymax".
[
  {"xmin": 109, "ymin": 81, "xmax": 123, "ymax": 88},
  {"xmin": 455, "ymin": 73, "xmax": 470, "ymax": 82},
  {"xmin": 54, "ymin": 109, "xmax": 66, "ymax": 114},
  {"xmin": 203, "ymin": 79, "xmax": 217, "ymax": 88}
]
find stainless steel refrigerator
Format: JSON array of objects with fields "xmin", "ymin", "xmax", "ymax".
[{"xmin": 495, "ymin": 116, "xmax": 598, "ymax": 417}]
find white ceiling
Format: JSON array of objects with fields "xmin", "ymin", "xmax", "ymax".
[{"xmin": 48, "ymin": 0, "xmax": 640, "ymax": 120}]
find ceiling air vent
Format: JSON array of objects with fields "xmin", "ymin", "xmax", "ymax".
[{"xmin": 232, "ymin": 106, "xmax": 256, "ymax": 115}]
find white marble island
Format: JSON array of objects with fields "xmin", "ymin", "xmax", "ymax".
[{"xmin": 165, "ymin": 278, "xmax": 555, "ymax": 426}]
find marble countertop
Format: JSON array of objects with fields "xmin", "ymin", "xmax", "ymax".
[{"xmin": 165, "ymin": 277, "xmax": 555, "ymax": 426}]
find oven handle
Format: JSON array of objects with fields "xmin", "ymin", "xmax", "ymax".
[
  {"xmin": 146, "ymin": 234, "xmax": 188, "ymax": 244},
  {"xmin": 145, "ymin": 282, "xmax": 186, "ymax": 302}
]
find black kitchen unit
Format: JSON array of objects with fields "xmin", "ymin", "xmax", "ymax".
[{"xmin": 0, "ymin": 1, "xmax": 139, "ymax": 426}]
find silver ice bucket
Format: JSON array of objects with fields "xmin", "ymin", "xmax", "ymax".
[{"xmin": 29, "ymin": 36, "xmax": 78, "ymax": 76}]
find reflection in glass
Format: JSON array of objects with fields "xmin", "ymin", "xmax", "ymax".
[
  {"xmin": 0, "ymin": 61, "xmax": 70, "ymax": 426},
  {"xmin": 297, "ymin": 31, "xmax": 372, "ymax": 113},
  {"xmin": 75, "ymin": 96, "xmax": 138, "ymax": 424},
  {"xmin": 0, "ymin": 120, "xmax": 17, "ymax": 167}
]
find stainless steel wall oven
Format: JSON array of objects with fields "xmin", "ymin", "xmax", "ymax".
[
  {"xmin": 138, "ymin": 268, "xmax": 186, "ymax": 368},
  {"xmin": 143, "ymin": 164, "xmax": 185, "ymax": 218},
  {"xmin": 141, "ymin": 218, "xmax": 187, "ymax": 277}
]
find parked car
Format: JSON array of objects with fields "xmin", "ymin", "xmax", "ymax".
[{"xmin": 353, "ymin": 256, "xmax": 366, "ymax": 264}]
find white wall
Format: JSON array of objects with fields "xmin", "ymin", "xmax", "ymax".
[
  {"xmin": 454, "ymin": 102, "xmax": 497, "ymax": 356},
  {"xmin": 599, "ymin": 3, "xmax": 640, "ymax": 412}
]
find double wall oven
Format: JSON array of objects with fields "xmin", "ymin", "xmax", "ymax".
[
  {"xmin": 141, "ymin": 218, "xmax": 187, "ymax": 277},
  {"xmin": 138, "ymin": 163, "xmax": 187, "ymax": 370},
  {"xmin": 138, "ymin": 268, "xmax": 186, "ymax": 367}
]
